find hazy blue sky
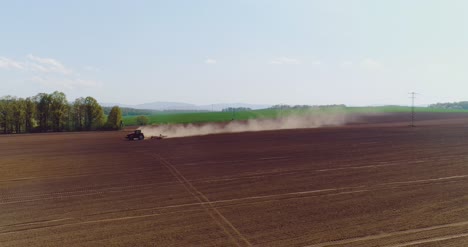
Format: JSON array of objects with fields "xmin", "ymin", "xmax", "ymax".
[{"xmin": 1, "ymin": 0, "xmax": 467, "ymax": 106}]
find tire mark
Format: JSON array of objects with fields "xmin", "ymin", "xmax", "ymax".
[
  {"xmin": 383, "ymin": 232, "xmax": 468, "ymax": 247},
  {"xmin": 160, "ymin": 156, "xmax": 255, "ymax": 247},
  {"xmin": 381, "ymin": 175, "xmax": 468, "ymax": 186},
  {"xmin": 0, "ymin": 191, "xmax": 106, "ymax": 205},
  {"xmin": 0, "ymin": 190, "xmax": 366, "ymax": 239},
  {"xmin": 2, "ymin": 174, "xmax": 466, "ymax": 206},
  {"xmin": 1, "ymin": 218, "xmax": 72, "ymax": 228},
  {"xmin": 59, "ymin": 188, "xmax": 368, "ymax": 222},
  {"xmin": 316, "ymin": 163, "xmax": 401, "ymax": 172},
  {"xmin": 0, "ymin": 180, "xmax": 178, "ymax": 201},
  {"xmin": 304, "ymin": 221, "xmax": 468, "ymax": 247},
  {"xmin": 0, "ymin": 213, "xmax": 159, "ymax": 235},
  {"xmin": 157, "ymin": 154, "xmax": 249, "ymax": 247},
  {"xmin": 0, "ymin": 206, "xmax": 212, "ymax": 235}
]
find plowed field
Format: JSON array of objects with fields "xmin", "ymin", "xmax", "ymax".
[{"xmin": 1, "ymin": 113, "xmax": 468, "ymax": 246}]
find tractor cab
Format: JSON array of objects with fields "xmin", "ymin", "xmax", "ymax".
[{"xmin": 126, "ymin": 129, "xmax": 145, "ymax": 140}]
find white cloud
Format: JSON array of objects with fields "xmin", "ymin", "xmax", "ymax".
[
  {"xmin": 0, "ymin": 54, "xmax": 73, "ymax": 75},
  {"xmin": 27, "ymin": 54, "xmax": 73, "ymax": 75},
  {"xmin": 269, "ymin": 57, "xmax": 301, "ymax": 65},
  {"xmin": 359, "ymin": 58, "xmax": 384, "ymax": 70},
  {"xmin": 0, "ymin": 57, "xmax": 25, "ymax": 70},
  {"xmin": 0, "ymin": 54, "xmax": 102, "ymax": 90},
  {"xmin": 204, "ymin": 58, "xmax": 217, "ymax": 64}
]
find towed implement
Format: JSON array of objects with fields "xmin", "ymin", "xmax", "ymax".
[
  {"xmin": 126, "ymin": 130, "xmax": 144, "ymax": 140},
  {"xmin": 150, "ymin": 134, "xmax": 167, "ymax": 140}
]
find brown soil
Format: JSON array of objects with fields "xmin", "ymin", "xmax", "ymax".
[{"xmin": 1, "ymin": 112, "xmax": 468, "ymax": 246}]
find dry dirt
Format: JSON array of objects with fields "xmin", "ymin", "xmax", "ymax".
[{"xmin": 1, "ymin": 113, "xmax": 468, "ymax": 246}]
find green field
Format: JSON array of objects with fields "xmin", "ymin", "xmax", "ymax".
[{"xmin": 122, "ymin": 106, "xmax": 468, "ymax": 126}]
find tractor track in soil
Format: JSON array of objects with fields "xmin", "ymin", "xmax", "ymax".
[{"xmin": 2, "ymin": 172, "xmax": 467, "ymax": 206}]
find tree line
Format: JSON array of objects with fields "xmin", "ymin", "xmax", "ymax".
[
  {"xmin": 0, "ymin": 91, "xmax": 122, "ymax": 134},
  {"xmin": 222, "ymin": 107, "xmax": 252, "ymax": 112},
  {"xmin": 102, "ymin": 107, "xmax": 158, "ymax": 116},
  {"xmin": 429, "ymin": 101, "xmax": 468, "ymax": 110},
  {"xmin": 269, "ymin": 104, "xmax": 347, "ymax": 110}
]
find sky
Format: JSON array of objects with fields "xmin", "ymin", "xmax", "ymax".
[{"xmin": 1, "ymin": 0, "xmax": 467, "ymax": 106}]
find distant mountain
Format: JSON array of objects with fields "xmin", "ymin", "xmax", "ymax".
[
  {"xmin": 136, "ymin": 102, "xmax": 198, "ymax": 110},
  {"xmin": 199, "ymin": 103, "xmax": 271, "ymax": 111},
  {"xmin": 101, "ymin": 101, "xmax": 271, "ymax": 111},
  {"xmin": 100, "ymin": 102, "xmax": 134, "ymax": 108}
]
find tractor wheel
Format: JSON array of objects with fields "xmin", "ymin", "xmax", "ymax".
[{"xmin": 139, "ymin": 135, "xmax": 144, "ymax": 140}]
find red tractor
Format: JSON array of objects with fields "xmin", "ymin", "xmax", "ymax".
[{"xmin": 126, "ymin": 130, "xmax": 144, "ymax": 141}]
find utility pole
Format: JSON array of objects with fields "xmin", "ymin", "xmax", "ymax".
[{"xmin": 409, "ymin": 92, "xmax": 417, "ymax": 127}]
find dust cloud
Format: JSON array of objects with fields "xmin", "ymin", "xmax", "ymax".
[{"xmin": 139, "ymin": 111, "xmax": 366, "ymax": 139}]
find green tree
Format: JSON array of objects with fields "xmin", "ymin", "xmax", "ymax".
[
  {"xmin": 64, "ymin": 103, "xmax": 72, "ymax": 131},
  {"xmin": 105, "ymin": 106, "xmax": 123, "ymax": 130},
  {"xmin": 84, "ymin": 96, "xmax": 104, "ymax": 130},
  {"xmin": 11, "ymin": 98, "xmax": 26, "ymax": 133},
  {"xmin": 34, "ymin": 93, "xmax": 51, "ymax": 132},
  {"xmin": 50, "ymin": 91, "xmax": 68, "ymax": 131},
  {"xmin": 0, "ymin": 93, "xmax": 110, "ymax": 134},
  {"xmin": 135, "ymin": 115, "xmax": 149, "ymax": 126},
  {"xmin": 0, "ymin": 96, "xmax": 14, "ymax": 134},
  {"xmin": 72, "ymin": 97, "xmax": 86, "ymax": 131},
  {"xmin": 24, "ymin": 97, "xmax": 36, "ymax": 132}
]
